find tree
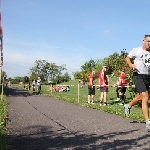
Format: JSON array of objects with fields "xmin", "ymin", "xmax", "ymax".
[
  {"xmin": 62, "ymin": 72, "xmax": 70, "ymax": 82},
  {"xmin": 2, "ymin": 71, "xmax": 7, "ymax": 80},
  {"xmin": 23, "ymin": 76, "xmax": 29, "ymax": 83},
  {"xmin": 104, "ymin": 50, "xmax": 129, "ymax": 76},
  {"xmin": 12, "ymin": 76, "xmax": 24, "ymax": 84},
  {"xmin": 72, "ymin": 71, "xmax": 81, "ymax": 79},
  {"xmin": 73, "ymin": 59, "xmax": 104, "ymax": 80},
  {"xmin": 29, "ymin": 60, "xmax": 66, "ymax": 82}
]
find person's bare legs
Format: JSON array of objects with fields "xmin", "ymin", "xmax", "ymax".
[
  {"xmin": 100, "ymin": 92, "xmax": 104, "ymax": 105},
  {"xmin": 88, "ymin": 95, "xmax": 91, "ymax": 103},
  {"xmin": 100, "ymin": 92, "xmax": 104, "ymax": 101},
  {"xmin": 103, "ymin": 92, "xmax": 107, "ymax": 103},
  {"xmin": 140, "ymin": 92, "xmax": 149, "ymax": 120},
  {"xmin": 125, "ymin": 92, "xmax": 149, "ymax": 120},
  {"xmin": 124, "ymin": 93, "xmax": 141, "ymax": 117},
  {"xmin": 129, "ymin": 93, "xmax": 142, "ymax": 106},
  {"xmin": 103, "ymin": 92, "xmax": 108, "ymax": 106},
  {"xmin": 91, "ymin": 95, "xmax": 94, "ymax": 104}
]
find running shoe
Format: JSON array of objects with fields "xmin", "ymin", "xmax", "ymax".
[
  {"xmin": 117, "ymin": 98, "xmax": 120, "ymax": 101},
  {"xmin": 146, "ymin": 119, "xmax": 150, "ymax": 132},
  {"xmin": 103, "ymin": 102, "xmax": 108, "ymax": 106},
  {"xmin": 100, "ymin": 101, "xmax": 103, "ymax": 106},
  {"xmin": 119, "ymin": 103, "xmax": 123, "ymax": 105},
  {"xmin": 124, "ymin": 104, "xmax": 131, "ymax": 117}
]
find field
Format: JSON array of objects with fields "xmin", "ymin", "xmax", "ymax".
[{"xmin": 13, "ymin": 76, "xmax": 150, "ymax": 122}]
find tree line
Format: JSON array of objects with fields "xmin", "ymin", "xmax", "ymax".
[
  {"xmin": 73, "ymin": 50, "xmax": 133, "ymax": 82},
  {"xmin": 4, "ymin": 49, "xmax": 134, "ymax": 87}
]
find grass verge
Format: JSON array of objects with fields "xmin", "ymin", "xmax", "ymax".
[{"xmin": 0, "ymin": 93, "xmax": 8, "ymax": 150}]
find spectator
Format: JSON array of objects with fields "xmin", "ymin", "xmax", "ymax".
[
  {"xmin": 36, "ymin": 77, "xmax": 41, "ymax": 95},
  {"xmin": 87, "ymin": 70, "xmax": 95, "ymax": 104},
  {"xmin": 118, "ymin": 68, "xmax": 127, "ymax": 105},
  {"xmin": 99, "ymin": 66, "xmax": 109, "ymax": 106},
  {"xmin": 32, "ymin": 79, "xmax": 36, "ymax": 92},
  {"xmin": 55, "ymin": 86, "xmax": 60, "ymax": 92}
]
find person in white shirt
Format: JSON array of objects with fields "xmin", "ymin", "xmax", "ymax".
[
  {"xmin": 125, "ymin": 35, "xmax": 150, "ymax": 132},
  {"xmin": 36, "ymin": 77, "xmax": 41, "ymax": 95}
]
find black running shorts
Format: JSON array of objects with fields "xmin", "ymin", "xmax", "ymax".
[
  {"xmin": 100, "ymin": 87, "xmax": 108, "ymax": 92},
  {"xmin": 133, "ymin": 72, "xmax": 150, "ymax": 93},
  {"xmin": 119, "ymin": 87, "xmax": 126, "ymax": 93},
  {"xmin": 88, "ymin": 85, "xmax": 95, "ymax": 95}
]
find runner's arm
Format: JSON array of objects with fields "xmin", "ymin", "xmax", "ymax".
[{"xmin": 125, "ymin": 56, "xmax": 136, "ymax": 70}]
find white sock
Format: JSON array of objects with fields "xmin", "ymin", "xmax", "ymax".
[{"xmin": 127, "ymin": 104, "xmax": 131, "ymax": 108}]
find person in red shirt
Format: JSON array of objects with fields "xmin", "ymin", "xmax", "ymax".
[
  {"xmin": 88, "ymin": 70, "xmax": 95, "ymax": 104},
  {"xmin": 99, "ymin": 66, "xmax": 109, "ymax": 106},
  {"xmin": 118, "ymin": 68, "xmax": 127, "ymax": 105}
]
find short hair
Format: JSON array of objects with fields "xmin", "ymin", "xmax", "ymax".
[
  {"xmin": 120, "ymin": 68, "xmax": 125, "ymax": 72},
  {"xmin": 103, "ymin": 65, "xmax": 108, "ymax": 68},
  {"xmin": 144, "ymin": 35, "xmax": 150, "ymax": 38}
]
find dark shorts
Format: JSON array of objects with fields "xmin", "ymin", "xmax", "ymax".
[
  {"xmin": 100, "ymin": 87, "xmax": 108, "ymax": 92},
  {"xmin": 88, "ymin": 85, "xmax": 95, "ymax": 95},
  {"xmin": 119, "ymin": 87, "xmax": 126, "ymax": 93},
  {"xmin": 116, "ymin": 87, "xmax": 121, "ymax": 92},
  {"xmin": 133, "ymin": 72, "xmax": 150, "ymax": 93}
]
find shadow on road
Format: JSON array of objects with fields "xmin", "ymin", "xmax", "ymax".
[
  {"xmin": 6, "ymin": 87, "xmax": 35, "ymax": 97},
  {"xmin": 8, "ymin": 125, "xmax": 149, "ymax": 150}
]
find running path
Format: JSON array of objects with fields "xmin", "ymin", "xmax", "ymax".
[{"xmin": 7, "ymin": 87, "xmax": 149, "ymax": 150}]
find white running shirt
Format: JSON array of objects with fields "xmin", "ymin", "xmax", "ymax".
[{"xmin": 128, "ymin": 47, "xmax": 150, "ymax": 75}]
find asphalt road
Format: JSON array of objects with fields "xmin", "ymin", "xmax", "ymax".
[{"xmin": 7, "ymin": 87, "xmax": 150, "ymax": 150}]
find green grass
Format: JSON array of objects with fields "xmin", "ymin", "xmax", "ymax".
[
  {"xmin": 0, "ymin": 93, "xmax": 8, "ymax": 150},
  {"xmin": 12, "ymin": 77, "xmax": 149, "ymax": 122}
]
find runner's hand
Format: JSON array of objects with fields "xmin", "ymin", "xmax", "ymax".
[{"xmin": 129, "ymin": 63, "xmax": 136, "ymax": 70}]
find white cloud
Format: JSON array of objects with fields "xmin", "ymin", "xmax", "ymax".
[{"xmin": 3, "ymin": 41, "xmax": 86, "ymax": 78}]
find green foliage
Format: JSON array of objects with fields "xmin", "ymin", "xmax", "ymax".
[
  {"xmin": 72, "ymin": 71, "xmax": 82, "ymax": 79},
  {"xmin": 0, "ymin": 94, "xmax": 8, "ymax": 150},
  {"xmin": 73, "ymin": 49, "xmax": 137, "ymax": 98},
  {"xmin": 103, "ymin": 50, "xmax": 128, "ymax": 75},
  {"xmin": 23, "ymin": 76, "xmax": 29, "ymax": 83},
  {"xmin": 11, "ymin": 76, "xmax": 24, "ymax": 84},
  {"xmin": 74, "ymin": 59, "xmax": 98, "ymax": 80},
  {"xmin": 81, "ymin": 59, "xmax": 96, "ymax": 73},
  {"xmin": 29, "ymin": 60, "xmax": 67, "ymax": 83}
]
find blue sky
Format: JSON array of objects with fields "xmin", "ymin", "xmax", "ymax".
[{"xmin": 2, "ymin": 0, "xmax": 150, "ymax": 78}]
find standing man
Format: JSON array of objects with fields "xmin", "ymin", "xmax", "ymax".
[
  {"xmin": 88, "ymin": 70, "xmax": 95, "ymax": 104},
  {"xmin": 36, "ymin": 76, "xmax": 41, "ymax": 95},
  {"xmin": 99, "ymin": 66, "xmax": 109, "ymax": 106},
  {"xmin": 124, "ymin": 35, "xmax": 150, "ymax": 132}
]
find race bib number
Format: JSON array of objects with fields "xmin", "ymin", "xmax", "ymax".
[{"xmin": 143, "ymin": 54, "xmax": 150, "ymax": 68}]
